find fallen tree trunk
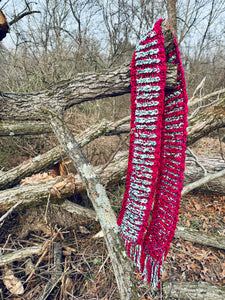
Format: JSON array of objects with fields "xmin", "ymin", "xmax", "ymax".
[
  {"xmin": 0, "ymin": 175, "xmax": 75, "ymax": 213},
  {"xmin": 0, "ymin": 63, "xmax": 177, "ymax": 122},
  {"xmin": 175, "ymin": 226, "xmax": 225, "ymax": 250},
  {"xmin": 187, "ymin": 96, "xmax": 225, "ymax": 145},
  {"xmin": 1, "ymin": 152, "xmax": 224, "ymax": 214},
  {"xmin": 0, "ymin": 122, "xmax": 52, "ymax": 136},
  {"xmin": 163, "ymin": 281, "xmax": 225, "ymax": 300},
  {"xmin": 184, "ymin": 156, "xmax": 225, "ymax": 194},
  {"xmin": 0, "ymin": 119, "xmax": 123, "ymax": 190},
  {"xmin": 1, "ymin": 101, "xmax": 225, "ymax": 191}
]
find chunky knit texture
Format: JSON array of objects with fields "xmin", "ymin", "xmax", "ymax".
[{"xmin": 117, "ymin": 19, "xmax": 188, "ymax": 289}]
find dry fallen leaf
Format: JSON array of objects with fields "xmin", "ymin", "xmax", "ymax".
[
  {"xmin": 79, "ymin": 225, "xmax": 90, "ymax": 234},
  {"xmin": 2, "ymin": 267, "xmax": 24, "ymax": 295},
  {"xmin": 161, "ymin": 270, "xmax": 168, "ymax": 281}
]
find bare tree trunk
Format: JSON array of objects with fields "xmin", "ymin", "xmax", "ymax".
[{"xmin": 47, "ymin": 112, "xmax": 138, "ymax": 300}]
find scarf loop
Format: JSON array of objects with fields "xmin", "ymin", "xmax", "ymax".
[{"xmin": 117, "ymin": 19, "xmax": 188, "ymax": 289}]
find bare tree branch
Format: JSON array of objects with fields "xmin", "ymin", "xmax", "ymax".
[{"xmin": 9, "ymin": 10, "xmax": 41, "ymax": 26}]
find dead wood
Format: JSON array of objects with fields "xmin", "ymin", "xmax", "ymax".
[
  {"xmin": 0, "ymin": 122, "xmax": 52, "ymax": 136},
  {"xmin": 2, "ymin": 96, "xmax": 225, "ymax": 191},
  {"xmin": 184, "ymin": 156, "xmax": 225, "ymax": 194},
  {"xmin": 0, "ymin": 64, "xmax": 177, "ymax": 122},
  {"xmin": 47, "ymin": 112, "xmax": 138, "ymax": 300},
  {"xmin": 188, "ymin": 87, "xmax": 225, "ymax": 109},
  {"xmin": 175, "ymin": 226, "xmax": 225, "ymax": 250},
  {"xmin": 0, "ymin": 175, "xmax": 75, "ymax": 213},
  {"xmin": 0, "ymin": 152, "xmax": 224, "ymax": 216},
  {"xmin": 37, "ymin": 242, "xmax": 62, "ymax": 300},
  {"xmin": 0, "ymin": 118, "xmax": 128, "ymax": 190},
  {"xmin": 59, "ymin": 200, "xmax": 225, "ymax": 251},
  {"xmin": 0, "ymin": 245, "xmax": 44, "ymax": 267},
  {"xmin": 163, "ymin": 281, "xmax": 225, "ymax": 299}
]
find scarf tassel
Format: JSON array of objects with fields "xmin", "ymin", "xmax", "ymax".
[{"xmin": 125, "ymin": 241, "xmax": 163, "ymax": 289}]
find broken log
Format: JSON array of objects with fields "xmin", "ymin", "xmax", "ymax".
[
  {"xmin": 0, "ymin": 122, "xmax": 52, "ymax": 136},
  {"xmin": 175, "ymin": 226, "xmax": 225, "ymax": 250},
  {"xmin": 0, "ymin": 119, "xmax": 118, "ymax": 190},
  {"xmin": 163, "ymin": 281, "xmax": 225, "ymax": 300},
  {"xmin": 0, "ymin": 245, "xmax": 44, "ymax": 267},
  {"xmin": 47, "ymin": 112, "xmax": 138, "ymax": 300},
  {"xmin": 0, "ymin": 175, "xmax": 75, "ymax": 213},
  {"xmin": 0, "ymin": 151, "xmax": 224, "ymax": 215},
  {"xmin": 184, "ymin": 156, "xmax": 225, "ymax": 194},
  {"xmin": 1, "ymin": 98, "xmax": 225, "ymax": 191}
]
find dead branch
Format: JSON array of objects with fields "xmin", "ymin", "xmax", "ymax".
[
  {"xmin": 0, "ymin": 245, "xmax": 44, "ymax": 267},
  {"xmin": 0, "ymin": 122, "xmax": 52, "ymax": 136},
  {"xmin": 0, "ymin": 119, "xmax": 115, "ymax": 189},
  {"xmin": 37, "ymin": 242, "xmax": 63, "ymax": 300},
  {"xmin": 47, "ymin": 111, "xmax": 138, "ymax": 300},
  {"xmin": 175, "ymin": 226, "xmax": 225, "ymax": 250},
  {"xmin": 1, "ymin": 97, "xmax": 225, "ymax": 191},
  {"xmin": 163, "ymin": 281, "xmax": 225, "ymax": 299},
  {"xmin": 0, "ymin": 176, "xmax": 75, "ymax": 213},
  {"xmin": 189, "ymin": 87, "xmax": 225, "ymax": 108},
  {"xmin": 58, "ymin": 200, "xmax": 225, "ymax": 251},
  {"xmin": 182, "ymin": 168, "xmax": 225, "ymax": 195},
  {"xmin": 9, "ymin": 10, "xmax": 41, "ymax": 26}
]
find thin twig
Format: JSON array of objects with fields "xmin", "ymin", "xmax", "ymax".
[
  {"xmin": 99, "ymin": 129, "xmax": 134, "ymax": 173},
  {"xmin": 218, "ymin": 128, "xmax": 225, "ymax": 161},
  {"xmin": 182, "ymin": 167, "xmax": 225, "ymax": 195},
  {"xmin": 187, "ymin": 147, "xmax": 207, "ymax": 176},
  {"xmin": 170, "ymin": 245, "xmax": 202, "ymax": 262},
  {"xmin": 25, "ymin": 229, "xmax": 61, "ymax": 283},
  {"xmin": 0, "ymin": 200, "xmax": 22, "ymax": 228}
]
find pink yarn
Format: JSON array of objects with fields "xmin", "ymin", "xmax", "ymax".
[{"xmin": 117, "ymin": 19, "xmax": 188, "ymax": 288}]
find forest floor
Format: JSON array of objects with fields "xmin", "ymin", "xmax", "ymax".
[{"xmin": 0, "ymin": 136, "xmax": 224, "ymax": 299}]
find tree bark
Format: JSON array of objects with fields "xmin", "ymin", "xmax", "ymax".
[
  {"xmin": 0, "ymin": 245, "xmax": 44, "ymax": 267},
  {"xmin": 166, "ymin": 0, "xmax": 178, "ymax": 38},
  {"xmin": 163, "ymin": 281, "xmax": 225, "ymax": 299},
  {"xmin": 0, "ymin": 175, "xmax": 75, "ymax": 213},
  {"xmin": 47, "ymin": 112, "xmax": 138, "ymax": 300},
  {"xmin": 0, "ymin": 63, "xmax": 177, "ymax": 121},
  {"xmin": 0, "ymin": 122, "xmax": 52, "ymax": 136},
  {"xmin": 175, "ymin": 226, "xmax": 225, "ymax": 250},
  {"xmin": 2, "ymin": 152, "xmax": 224, "ymax": 214},
  {"xmin": 1, "ymin": 97, "xmax": 225, "ymax": 191},
  {"xmin": 184, "ymin": 156, "xmax": 225, "ymax": 194},
  {"xmin": 187, "ymin": 96, "xmax": 225, "ymax": 145}
]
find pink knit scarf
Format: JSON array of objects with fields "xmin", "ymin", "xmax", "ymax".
[{"xmin": 117, "ymin": 19, "xmax": 188, "ymax": 288}]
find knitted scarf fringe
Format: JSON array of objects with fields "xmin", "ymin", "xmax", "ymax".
[{"xmin": 117, "ymin": 19, "xmax": 188, "ymax": 289}]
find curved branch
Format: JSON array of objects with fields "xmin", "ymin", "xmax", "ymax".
[{"xmin": 9, "ymin": 10, "xmax": 41, "ymax": 26}]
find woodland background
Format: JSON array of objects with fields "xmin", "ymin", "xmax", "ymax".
[{"xmin": 0, "ymin": 0, "xmax": 225, "ymax": 299}]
